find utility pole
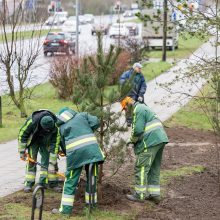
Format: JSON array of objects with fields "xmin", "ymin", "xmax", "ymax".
[
  {"xmin": 162, "ymin": 0, "xmax": 167, "ymax": 62},
  {"xmin": 0, "ymin": 96, "xmax": 2, "ymax": 127},
  {"xmin": 75, "ymin": 0, "xmax": 79, "ymax": 60}
]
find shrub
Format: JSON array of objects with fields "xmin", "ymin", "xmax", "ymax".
[
  {"xmin": 49, "ymin": 56, "xmax": 78, "ymax": 100},
  {"xmin": 110, "ymin": 50, "xmax": 132, "ymax": 85}
]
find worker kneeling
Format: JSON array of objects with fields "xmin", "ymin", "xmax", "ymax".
[
  {"xmin": 52, "ymin": 107, "xmax": 105, "ymax": 216},
  {"xmin": 123, "ymin": 97, "xmax": 169, "ymax": 204}
]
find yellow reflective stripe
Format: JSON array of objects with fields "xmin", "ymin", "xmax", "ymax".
[
  {"xmin": 48, "ymin": 174, "xmax": 57, "ymax": 178},
  {"xmin": 94, "ymin": 164, "xmax": 97, "ymax": 176},
  {"xmin": 141, "ymin": 166, "xmax": 144, "ymax": 186},
  {"xmin": 70, "ymin": 170, "xmax": 73, "ymax": 178},
  {"xmin": 55, "ymin": 126, "xmax": 60, "ymax": 154},
  {"xmin": 66, "ymin": 137, "xmax": 97, "ymax": 150},
  {"xmin": 62, "ymin": 198, "xmax": 74, "ymax": 203},
  {"xmin": 40, "ymin": 171, "xmax": 48, "ymax": 175},
  {"xmin": 18, "ymin": 119, "xmax": 32, "ymax": 142},
  {"xmin": 60, "ymin": 112, "xmax": 71, "ymax": 120},
  {"xmin": 25, "ymin": 175, "xmax": 35, "ymax": 179},
  {"xmin": 145, "ymin": 122, "xmax": 162, "ymax": 132},
  {"xmin": 148, "ymin": 188, "xmax": 160, "ymax": 192},
  {"xmin": 135, "ymin": 187, "xmax": 146, "ymax": 192},
  {"xmin": 85, "ymin": 194, "xmax": 97, "ymax": 202}
]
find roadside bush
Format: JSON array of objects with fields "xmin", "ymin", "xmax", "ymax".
[
  {"xmin": 110, "ymin": 50, "xmax": 132, "ymax": 85},
  {"xmin": 122, "ymin": 37, "xmax": 149, "ymax": 63},
  {"xmin": 49, "ymin": 57, "xmax": 78, "ymax": 100}
]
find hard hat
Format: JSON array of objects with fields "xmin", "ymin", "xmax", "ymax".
[
  {"xmin": 121, "ymin": 96, "xmax": 134, "ymax": 110},
  {"xmin": 40, "ymin": 116, "xmax": 55, "ymax": 131}
]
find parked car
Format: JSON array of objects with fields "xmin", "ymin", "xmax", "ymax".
[
  {"xmin": 123, "ymin": 10, "xmax": 133, "ymax": 17},
  {"xmin": 91, "ymin": 23, "xmax": 110, "ymax": 35},
  {"xmin": 109, "ymin": 23, "xmax": 129, "ymax": 38},
  {"xmin": 79, "ymin": 15, "xmax": 87, "ymax": 25},
  {"xmin": 83, "ymin": 14, "xmax": 95, "ymax": 24},
  {"xmin": 125, "ymin": 22, "xmax": 139, "ymax": 36},
  {"xmin": 43, "ymin": 32, "xmax": 75, "ymax": 56},
  {"xmin": 62, "ymin": 20, "xmax": 81, "ymax": 34}
]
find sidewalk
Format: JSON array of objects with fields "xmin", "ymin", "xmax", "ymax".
[{"xmin": 0, "ymin": 37, "xmax": 217, "ymax": 197}]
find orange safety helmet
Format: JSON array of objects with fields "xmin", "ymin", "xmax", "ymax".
[{"xmin": 121, "ymin": 96, "xmax": 134, "ymax": 110}]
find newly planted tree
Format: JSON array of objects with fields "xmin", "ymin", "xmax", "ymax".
[{"xmin": 72, "ymin": 32, "xmax": 131, "ymax": 183}]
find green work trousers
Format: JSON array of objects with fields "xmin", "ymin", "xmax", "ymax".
[
  {"xmin": 59, "ymin": 163, "xmax": 98, "ymax": 215},
  {"xmin": 134, "ymin": 143, "xmax": 165, "ymax": 199},
  {"xmin": 25, "ymin": 144, "xmax": 58, "ymax": 187}
]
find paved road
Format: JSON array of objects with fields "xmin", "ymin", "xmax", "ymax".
[{"xmin": 0, "ymin": 36, "xmax": 218, "ymax": 197}]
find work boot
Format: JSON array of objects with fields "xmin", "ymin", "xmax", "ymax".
[
  {"xmin": 49, "ymin": 185, "xmax": 62, "ymax": 193},
  {"xmin": 23, "ymin": 186, "xmax": 32, "ymax": 193},
  {"xmin": 126, "ymin": 194, "xmax": 144, "ymax": 203},
  {"xmin": 145, "ymin": 195, "xmax": 161, "ymax": 204}
]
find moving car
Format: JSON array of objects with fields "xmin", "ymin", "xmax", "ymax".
[
  {"xmin": 109, "ymin": 23, "xmax": 129, "ymax": 38},
  {"xmin": 91, "ymin": 23, "xmax": 110, "ymax": 35},
  {"xmin": 125, "ymin": 22, "xmax": 139, "ymax": 36},
  {"xmin": 45, "ymin": 13, "xmax": 67, "ymax": 26},
  {"xmin": 62, "ymin": 20, "xmax": 81, "ymax": 34},
  {"xmin": 43, "ymin": 32, "xmax": 75, "ymax": 56}
]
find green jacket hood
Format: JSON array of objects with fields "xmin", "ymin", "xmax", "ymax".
[{"xmin": 56, "ymin": 107, "xmax": 77, "ymax": 126}]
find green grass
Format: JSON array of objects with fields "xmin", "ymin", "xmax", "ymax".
[
  {"xmin": 0, "ymin": 83, "xmax": 74, "ymax": 143},
  {"xmin": 142, "ymin": 61, "xmax": 172, "ymax": 81},
  {"xmin": 161, "ymin": 165, "xmax": 205, "ymax": 185},
  {"xmin": 165, "ymin": 96, "xmax": 213, "ymax": 131},
  {"xmin": 147, "ymin": 34, "xmax": 208, "ymax": 59},
  {"xmin": 0, "ymin": 203, "xmax": 131, "ymax": 220},
  {"xmin": 0, "ymin": 28, "xmax": 60, "ymax": 43}
]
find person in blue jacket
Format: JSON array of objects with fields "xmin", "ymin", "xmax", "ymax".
[{"xmin": 119, "ymin": 62, "xmax": 147, "ymax": 126}]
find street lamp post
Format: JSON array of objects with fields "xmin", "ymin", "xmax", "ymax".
[{"xmin": 75, "ymin": 0, "xmax": 79, "ymax": 60}]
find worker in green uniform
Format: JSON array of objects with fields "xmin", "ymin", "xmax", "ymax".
[
  {"xmin": 18, "ymin": 110, "xmax": 61, "ymax": 193},
  {"xmin": 52, "ymin": 107, "xmax": 105, "ymax": 216},
  {"xmin": 121, "ymin": 97, "xmax": 169, "ymax": 204}
]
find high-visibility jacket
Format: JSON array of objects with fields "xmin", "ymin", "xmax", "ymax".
[
  {"xmin": 130, "ymin": 103, "xmax": 169, "ymax": 155},
  {"xmin": 18, "ymin": 110, "xmax": 60, "ymax": 164},
  {"xmin": 119, "ymin": 68, "xmax": 147, "ymax": 101},
  {"xmin": 57, "ymin": 107, "xmax": 105, "ymax": 171}
]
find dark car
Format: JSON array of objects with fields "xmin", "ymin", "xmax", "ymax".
[
  {"xmin": 91, "ymin": 23, "xmax": 110, "ymax": 35},
  {"xmin": 43, "ymin": 32, "xmax": 75, "ymax": 56},
  {"xmin": 125, "ymin": 22, "xmax": 139, "ymax": 36}
]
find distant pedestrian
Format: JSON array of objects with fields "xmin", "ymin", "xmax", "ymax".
[{"xmin": 119, "ymin": 62, "xmax": 147, "ymax": 126}]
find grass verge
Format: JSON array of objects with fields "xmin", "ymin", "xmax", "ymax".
[
  {"xmin": 161, "ymin": 165, "xmax": 205, "ymax": 185},
  {"xmin": 142, "ymin": 61, "xmax": 172, "ymax": 81},
  {"xmin": 0, "ymin": 28, "xmax": 60, "ymax": 43},
  {"xmin": 165, "ymin": 91, "xmax": 212, "ymax": 131}
]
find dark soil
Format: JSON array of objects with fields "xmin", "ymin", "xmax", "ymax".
[{"xmin": 2, "ymin": 126, "xmax": 220, "ymax": 219}]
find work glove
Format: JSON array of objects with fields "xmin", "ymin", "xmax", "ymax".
[
  {"xmin": 48, "ymin": 163, "xmax": 56, "ymax": 174},
  {"xmin": 19, "ymin": 150, "xmax": 27, "ymax": 161},
  {"xmin": 137, "ymin": 96, "xmax": 144, "ymax": 102}
]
